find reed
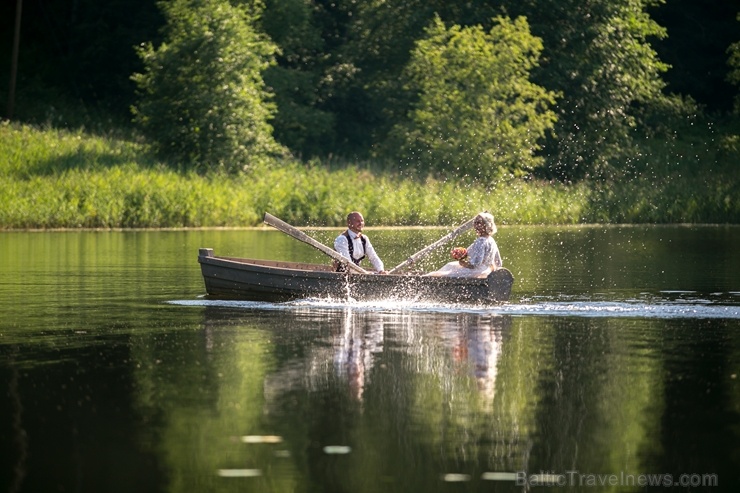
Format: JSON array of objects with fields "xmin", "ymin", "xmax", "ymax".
[{"xmin": 1, "ymin": 122, "xmax": 737, "ymax": 228}]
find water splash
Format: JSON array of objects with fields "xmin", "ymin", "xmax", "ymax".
[{"xmin": 169, "ymin": 293, "xmax": 740, "ymax": 320}]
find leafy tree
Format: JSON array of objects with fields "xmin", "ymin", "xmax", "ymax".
[
  {"xmin": 499, "ymin": 0, "xmax": 673, "ymax": 181},
  {"xmin": 259, "ymin": 0, "xmax": 335, "ymax": 157},
  {"xmin": 390, "ymin": 16, "xmax": 557, "ymax": 182},
  {"xmin": 727, "ymin": 14, "xmax": 740, "ymax": 114},
  {"xmin": 336, "ymin": 0, "xmax": 500, "ymax": 156},
  {"xmin": 131, "ymin": 0, "xmax": 285, "ymax": 172}
]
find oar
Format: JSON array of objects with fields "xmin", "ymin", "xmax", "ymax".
[
  {"xmin": 263, "ymin": 212, "xmax": 369, "ymax": 274},
  {"xmin": 387, "ymin": 217, "xmax": 476, "ymax": 274}
]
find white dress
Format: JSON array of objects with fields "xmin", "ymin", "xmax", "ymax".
[{"xmin": 426, "ymin": 236, "xmax": 502, "ymax": 278}]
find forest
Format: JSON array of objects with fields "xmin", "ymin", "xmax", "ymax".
[{"xmin": 1, "ymin": 0, "xmax": 739, "ymax": 227}]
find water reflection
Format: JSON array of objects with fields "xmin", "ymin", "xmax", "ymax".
[
  {"xmin": 332, "ymin": 310, "xmax": 384, "ymax": 402},
  {"xmin": 260, "ymin": 307, "xmax": 509, "ymax": 408},
  {"xmin": 184, "ymin": 304, "xmax": 737, "ymax": 492},
  {"xmin": 438, "ymin": 315, "xmax": 505, "ymax": 408},
  {"xmin": 197, "ymin": 306, "xmax": 533, "ymax": 491},
  {"xmin": 3, "ymin": 299, "xmax": 737, "ymax": 492},
  {"xmin": 6, "ymin": 348, "xmax": 28, "ymax": 493},
  {"xmin": 2, "ymin": 228, "xmax": 739, "ymax": 493}
]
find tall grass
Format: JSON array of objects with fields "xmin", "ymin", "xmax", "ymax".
[{"xmin": 1, "ymin": 121, "xmax": 738, "ymax": 229}]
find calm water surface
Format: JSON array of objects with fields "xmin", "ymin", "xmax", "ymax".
[{"xmin": 1, "ymin": 226, "xmax": 739, "ymax": 492}]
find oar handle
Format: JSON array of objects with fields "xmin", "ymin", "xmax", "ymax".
[
  {"xmin": 263, "ymin": 213, "xmax": 369, "ymax": 274},
  {"xmin": 387, "ymin": 217, "xmax": 476, "ymax": 274}
]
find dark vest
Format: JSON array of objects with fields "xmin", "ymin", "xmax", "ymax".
[{"xmin": 336, "ymin": 231, "xmax": 366, "ymax": 271}]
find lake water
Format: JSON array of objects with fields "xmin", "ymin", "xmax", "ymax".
[{"xmin": 1, "ymin": 226, "xmax": 738, "ymax": 492}]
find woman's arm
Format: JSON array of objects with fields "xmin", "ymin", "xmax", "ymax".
[{"xmin": 464, "ymin": 238, "xmax": 487, "ymax": 268}]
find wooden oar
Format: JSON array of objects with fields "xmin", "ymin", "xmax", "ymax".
[
  {"xmin": 263, "ymin": 212, "xmax": 369, "ymax": 274},
  {"xmin": 387, "ymin": 217, "xmax": 476, "ymax": 274}
]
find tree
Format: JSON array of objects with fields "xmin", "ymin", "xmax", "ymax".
[
  {"xmin": 390, "ymin": 16, "xmax": 557, "ymax": 182},
  {"xmin": 727, "ymin": 14, "xmax": 740, "ymax": 114},
  {"xmin": 259, "ymin": 0, "xmax": 336, "ymax": 157},
  {"xmin": 131, "ymin": 0, "xmax": 285, "ymax": 172},
  {"xmin": 499, "ymin": 0, "xmax": 673, "ymax": 181},
  {"xmin": 336, "ymin": 0, "xmax": 500, "ymax": 157}
]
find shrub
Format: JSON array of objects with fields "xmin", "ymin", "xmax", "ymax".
[
  {"xmin": 390, "ymin": 16, "xmax": 557, "ymax": 181},
  {"xmin": 131, "ymin": 0, "xmax": 286, "ymax": 173}
]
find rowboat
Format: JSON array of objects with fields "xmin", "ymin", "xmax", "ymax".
[{"xmin": 198, "ymin": 248, "xmax": 514, "ymax": 303}]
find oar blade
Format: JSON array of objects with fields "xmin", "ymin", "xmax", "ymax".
[
  {"xmin": 263, "ymin": 213, "xmax": 368, "ymax": 274},
  {"xmin": 387, "ymin": 217, "xmax": 476, "ymax": 274}
]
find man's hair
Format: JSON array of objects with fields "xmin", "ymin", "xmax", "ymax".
[{"xmin": 347, "ymin": 211, "xmax": 362, "ymax": 223}]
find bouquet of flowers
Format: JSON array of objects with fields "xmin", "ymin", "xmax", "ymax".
[{"xmin": 450, "ymin": 247, "xmax": 468, "ymax": 260}]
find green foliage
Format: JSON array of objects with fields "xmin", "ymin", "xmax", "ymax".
[
  {"xmin": 131, "ymin": 0, "xmax": 285, "ymax": 172},
  {"xmin": 727, "ymin": 14, "xmax": 740, "ymax": 114},
  {"xmin": 0, "ymin": 122, "xmax": 590, "ymax": 228},
  {"xmin": 500, "ymin": 0, "xmax": 674, "ymax": 180},
  {"xmin": 586, "ymin": 121, "xmax": 740, "ymax": 223},
  {"xmin": 260, "ymin": 0, "xmax": 336, "ymax": 156},
  {"xmin": 5, "ymin": 0, "xmax": 740, "ymax": 186},
  {"xmin": 334, "ymin": 1, "xmax": 508, "ymax": 157},
  {"xmin": 390, "ymin": 16, "xmax": 557, "ymax": 181},
  {"xmin": 2, "ymin": 122, "xmax": 739, "ymax": 229}
]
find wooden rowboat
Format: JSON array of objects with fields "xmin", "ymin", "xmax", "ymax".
[{"xmin": 198, "ymin": 248, "xmax": 514, "ymax": 303}]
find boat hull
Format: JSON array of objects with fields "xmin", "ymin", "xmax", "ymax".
[{"xmin": 198, "ymin": 248, "xmax": 513, "ymax": 303}]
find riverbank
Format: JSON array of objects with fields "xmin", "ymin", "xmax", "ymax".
[{"xmin": 1, "ymin": 122, "xmax": 738, "ymax": 228}]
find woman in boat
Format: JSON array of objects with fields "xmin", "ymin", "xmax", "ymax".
[{"xmin": 425, "ymin": 212, "xmax": 502, "ymax": 278}]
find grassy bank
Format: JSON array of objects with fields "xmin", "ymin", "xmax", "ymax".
[{"xmin": 0, "ymin": 121, "xmax": 738, "ymax": 229}]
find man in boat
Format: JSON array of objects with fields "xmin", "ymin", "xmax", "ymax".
[{"xmin": 334, "ymin": 211, "xmax": 387, "ymax": 273}]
